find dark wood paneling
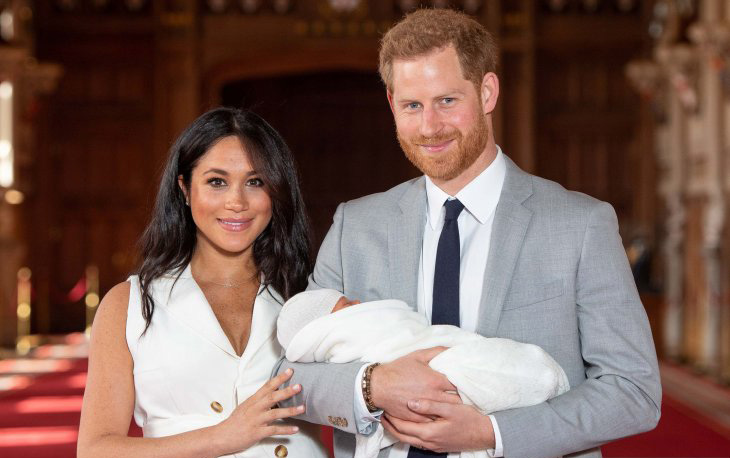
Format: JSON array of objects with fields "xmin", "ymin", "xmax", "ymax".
[{"xmin": 31, "ymin": 8, "xmax": 156, "ymax": 333}]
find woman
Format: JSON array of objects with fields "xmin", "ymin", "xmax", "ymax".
[{"xmin": 78, "ymin": 108, "xmax": 327, "ymax": 458}]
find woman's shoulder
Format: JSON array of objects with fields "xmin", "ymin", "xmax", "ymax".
[{"xmin": 91, "ymin": 281, "xmax": 131, "ymax": 340}]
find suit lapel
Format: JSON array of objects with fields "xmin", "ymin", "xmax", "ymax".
[
  {"xmin": 476, "ymin": 157, "xmax": 534, "ymax": 337},
  {"xmin": 388, "ymin": 178, "xmax": 427, "ymax": 311}
]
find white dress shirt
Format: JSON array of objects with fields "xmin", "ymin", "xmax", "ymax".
[{"xmin": 354, "ymin": 148, "xmax": 507, "ymax": 457}]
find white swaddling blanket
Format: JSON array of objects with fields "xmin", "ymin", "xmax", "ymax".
[{"xmin": 277, "ymin": 292, "xmax": 570, "ymax": 458}]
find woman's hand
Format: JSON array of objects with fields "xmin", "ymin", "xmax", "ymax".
[{"xmin": 213, "ymin": 368, "xmax": 304, "ymax": 454}]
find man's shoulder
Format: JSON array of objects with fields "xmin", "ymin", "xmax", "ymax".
[
  {"xmin": 519, "ymin": 169, "xmax": 613, "ymax": 221},
  {"xmin": 340, "ymin": 176, "xmax": 423, "ymax": 216}
]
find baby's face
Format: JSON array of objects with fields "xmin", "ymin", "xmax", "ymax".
[{"xmin": 331, "ymin": 296, "xmax": 361, "ymax": 313}]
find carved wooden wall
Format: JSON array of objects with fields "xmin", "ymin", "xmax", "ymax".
[{"xmin": 627, "ymin": 0, "xmax": 730, "ymax": 383}]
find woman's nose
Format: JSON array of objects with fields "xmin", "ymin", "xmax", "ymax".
[{"xmin": 224, "ymin": 188, "xmax": 247, "ymax": 212}]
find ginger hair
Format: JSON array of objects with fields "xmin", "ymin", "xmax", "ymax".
[{"xmin": 378, "ymin": 8, "xmax": 498, "ymax": 92}]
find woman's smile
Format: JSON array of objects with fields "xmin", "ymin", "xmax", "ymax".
[{"xmin": 217, "ymin": 217, "xmax": 253, "ymax": 232}]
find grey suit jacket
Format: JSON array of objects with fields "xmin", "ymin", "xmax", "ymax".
[{"xmin": 276, "ymin": 156, "xmax": 661, "ymax": 458}]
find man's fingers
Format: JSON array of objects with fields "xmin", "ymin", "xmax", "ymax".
[
  {"xmin": 384, "ymin": 413, "xmax": 436, "ymax": 438},
  {"xmin": 387, "ymin": 409, "xmax": 433, "ymax": 423},
  {"xmin": 436, "ymin": 391, "xmax": 462, "ymax": 404},
  {"xmin": 407, "ymin": 399, "xmax": 453, "ymax": 418},
  {"xmin": 413, "ymin": 346, "xmax": 449, "ymax": 363},
  {"xmin": 431, "ymin": 373, "xmax": 457, "ymax": 393},
  {"xmin": 382, "ymin": 416, "xmax": 432, "ymax": 451}
]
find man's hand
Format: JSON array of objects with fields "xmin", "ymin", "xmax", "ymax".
[
  {"xmin": 370, "ymin": 347, "xmax": 460, "ymax": 422},
  {"xmin": 382, "ymin": 400, "xmax": 495, "ymax": 453}
]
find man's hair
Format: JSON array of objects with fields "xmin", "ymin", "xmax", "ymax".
[{"xmin": 378, "ymin": 8, "xmax": 498, "ymax": 92}]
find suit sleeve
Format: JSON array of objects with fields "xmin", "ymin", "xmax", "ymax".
[
  {"xmin": 492, "ymin": 201, "xmax": 661, "ymax": 457},
  {"xmin": 274, "ymin": 203, "xmax": 364, "ymax": 434}
]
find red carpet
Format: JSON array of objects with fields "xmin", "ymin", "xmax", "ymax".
[{"xmin": 1, "ymin": 340, "xmax": 729, "ymax": 457}]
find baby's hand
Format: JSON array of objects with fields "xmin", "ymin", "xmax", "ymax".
[{"xmin": 331, "ymin": 296, "xmax": 360, "ymax": 313}]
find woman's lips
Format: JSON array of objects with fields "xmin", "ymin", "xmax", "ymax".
[{"xmin": 217, "ymin": 218, "xmax": 252, "ymax": 232}]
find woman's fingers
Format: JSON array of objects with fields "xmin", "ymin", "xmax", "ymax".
[
  {"xmin": 266, "ymin": 368, "xmax": 294, "ymax": 390},
  {"xmin": 263, "ymin": 424, "xmax": 300, "ymax": 437},
  {"xmin": 264, "ymin": 404, "xmax": 305, "ymax": 422},
  {"xmin": 249, "ymin": 368, "xmax": 295, "ymax": 403},
  {"xmin": 266, "ymin": 383, "xmax": 301, "ymax": 406}
]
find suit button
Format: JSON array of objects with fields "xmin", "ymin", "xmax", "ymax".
[
  {"xmin": 210, "ymin": 401, "xmax": 223, "ymax": 413},
  {"xmin": 275, "ymin": 445, "xmax": 288, "ymax": 457}
]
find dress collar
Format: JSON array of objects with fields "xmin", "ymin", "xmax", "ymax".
[{"xmin": 157, "ymin": 264, "xmax": 281, "ymax": 359}]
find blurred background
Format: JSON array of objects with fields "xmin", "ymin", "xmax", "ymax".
[{"xmin": 0, "ymin": 0, "xmax": 728, "ymax": 456}]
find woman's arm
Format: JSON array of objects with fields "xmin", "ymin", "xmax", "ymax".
[{"xmin": 77, "ymin": 282, "xmax": 302, "ymax": 458}]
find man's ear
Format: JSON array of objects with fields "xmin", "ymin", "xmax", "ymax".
[
  {"xmin": 481, "ymin": 72, "xmax": 499, "ymax": 115},
  {"xmin": 386, "ymin": 90, "xmax": 396, "ymax": 115},
  {"xmin": 177, "ymin": 175, "xmax": 189, "ymax": 204}
]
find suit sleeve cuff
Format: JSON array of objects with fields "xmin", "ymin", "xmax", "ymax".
[
  {"xmin": 353, "ymin": 363, "xmax": 383, "ymax": 435},
  {"xmin": 486, "ymin": 415, "xmax": 503, "ymax": 457}
]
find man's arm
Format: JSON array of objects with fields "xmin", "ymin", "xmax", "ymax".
[
  {"xmin": 275, "ymin": 204, "xmax": 364, "ymax": 433},
  {"xmin": 490, "ymin": 201, "xmax": 661, "ymax": 457}
]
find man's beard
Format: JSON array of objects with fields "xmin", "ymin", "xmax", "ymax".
[{"xmin": 398, "ymin": 115, "xmax": 490, "ymax": 181}]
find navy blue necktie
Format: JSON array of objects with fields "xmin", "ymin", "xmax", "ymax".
[
  {"xmin": 407, "ymin": 198, "xmax": 464, "ymax": 458},
  {"xmin": 431, "ymin": 198, "xmax": 464, "ymax": 326}
]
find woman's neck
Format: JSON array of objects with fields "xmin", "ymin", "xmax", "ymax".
[{"xmin": 189, "ymin": 243, "xmax": 258, "ymax": 287}]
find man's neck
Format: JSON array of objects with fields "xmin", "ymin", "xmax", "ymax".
[{"xmin": 430, "ymin": 143, "xmax": 498, "ymax": 196}]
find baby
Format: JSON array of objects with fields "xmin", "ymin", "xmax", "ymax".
[{"xmin": 277, "ymin": 289, "xmax": 569, "ymax": 458}]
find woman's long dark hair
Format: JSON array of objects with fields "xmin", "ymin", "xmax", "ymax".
[{"xmin": 137, "ymin": 107, "xmax": 312, "ymax": 331}]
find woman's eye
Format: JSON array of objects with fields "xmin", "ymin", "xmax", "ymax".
[
  {"xmin": 247, "ymin": 177, "xmax": 264, "ymax": 187},
  {"xmin": 207, "ymin": 178, "xmax": 225, "ymax": 187}
]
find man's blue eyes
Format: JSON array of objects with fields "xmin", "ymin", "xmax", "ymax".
[{"xmin": 405, "ymin": 99, "xmax": 455, "ymax": 110}]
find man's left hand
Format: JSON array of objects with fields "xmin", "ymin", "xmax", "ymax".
[{"xmin": 382, "ymin": 399, "xmax": 495, "ymax": 453}]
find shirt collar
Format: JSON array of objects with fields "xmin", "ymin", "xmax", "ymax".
[{"xmin": 425, "ymin": 146, "xmax": 507, "ymax": 229}]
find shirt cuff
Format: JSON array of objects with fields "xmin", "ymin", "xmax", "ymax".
[
  {"xmin": 353, "ymin": 363, "xmax": 383, "ymax": 435},
  {"xmin": 486, "ymin": 415, "xmax": 503, "ymax": 457}
]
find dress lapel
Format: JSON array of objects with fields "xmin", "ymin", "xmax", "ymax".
[
  {"xmin": 476, "ymin": 157, "xmax": 534, "ymax": 337},
  {"xmin": 159, "ymin": 265, "xmax": 240, "ymax": 359},
  {"xmin": 388, "ymin": 178, "xmax": 427, "ymax": 311},
  {"xmin": 238, "ymin": 286, "xmax": 280, "ymax": 368}
]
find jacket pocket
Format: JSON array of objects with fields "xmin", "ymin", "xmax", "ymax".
[{"xmin": 502, "ymin": 279, "xmax": 564, "ymax": 310}]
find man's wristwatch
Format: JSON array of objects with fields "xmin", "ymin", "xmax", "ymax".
[{"xmin": 362, "ymin": 362, "xmax": 381, "ymax": 412}]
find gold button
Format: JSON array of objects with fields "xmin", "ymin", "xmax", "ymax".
[
  {"xmin": 210, "ymin": 401, "xmax": 223, "ymax": 413},
  {"xmin": 275, "ymin": 445, "xmax": 288, "ymax": 457}
]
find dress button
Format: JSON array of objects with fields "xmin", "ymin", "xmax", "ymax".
[
  {"xmin": 275, "ymin": 445, "xmax": 288, "ymax": 457},
  {"xmin": 210, "ymin": 401, "xmax": 223, "ymax": 413}
]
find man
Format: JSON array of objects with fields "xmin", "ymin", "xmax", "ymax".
[{"xmin": 276, "ymin": 8, "xmax": 661, "ymax": 458}]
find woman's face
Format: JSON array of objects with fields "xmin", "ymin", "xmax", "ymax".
[{"xmin": 180, "ymin": 136, "xmax": 273, "ymax": 257}]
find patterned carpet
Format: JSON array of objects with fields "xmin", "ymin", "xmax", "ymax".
[{"xmin": 1, "ymin": 335, "xmax": 728, "ymax": 458}]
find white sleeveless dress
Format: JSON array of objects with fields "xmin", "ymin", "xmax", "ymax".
[{"xmin": 126, "ymin": 265, "xmax": 328, "ymax": 458}]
